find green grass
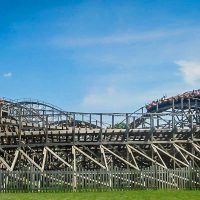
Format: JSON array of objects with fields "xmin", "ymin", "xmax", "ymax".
[{"xmin": 0, "ymin": 190, "xmax": 200, "ymax": 200}]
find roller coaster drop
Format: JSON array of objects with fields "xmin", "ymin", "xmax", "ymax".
[{"xmin": 1, "ymin": 89, "xmax": 200, "ymax": 172}]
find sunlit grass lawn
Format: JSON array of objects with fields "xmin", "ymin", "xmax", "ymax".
[{"xmin": 0, "ymin": 190, "xmax": 200, "ymax": 200}]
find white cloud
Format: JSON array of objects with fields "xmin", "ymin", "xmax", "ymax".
[
  {"xmin": 175, "ymin": 60, "xmax": 200, "ymax": 85},
  {"xmin": 81, "ymin": 87, "xmax": 136, "ymax": 112},
  {"xmin": 3, "ymin": 72, "xmax": 12, "ymax": 78},
  {"xmin": 81, "ymin": 85, "xmax": 185, "ymax": 112},
  {"xmin": 51, "ymin": 29, "xmax": 190, "ymax": 47}
]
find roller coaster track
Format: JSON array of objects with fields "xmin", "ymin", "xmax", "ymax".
[
  {"xmin": 1, "ymin": 90, "xmax": 200, "ymax": 172},
  {"xmin": 127, "ymin": 91, "xmax": 200, "ymax": 128}
]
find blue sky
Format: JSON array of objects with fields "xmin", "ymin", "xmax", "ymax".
[{"xmin": 1, "ymin": 0, "xmax": 200, "ymax": 112}]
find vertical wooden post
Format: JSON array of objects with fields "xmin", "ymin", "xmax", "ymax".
[
  {"xmin": 133, "ymin": 116, "xmax": 136, "ymax": 129},
  {"xmin": 172, "ymin": 99, "xmax": 175, "ymax": 129},
  {"xmin": 0, "ymin": 104, "xmax": 2, "ymax": 124},
  {"xmin": 73, "ymin": 113, "xmax": 75, "ymax": 144},
  {"xmin": 126, "ymin": 113, "xmax": 129, "ymax": 142},
  {"xmin": 126, "ymin": 114, "xmax": 130, "ymax": 169},
  {"xmin": 157, "ymin": 114, "xmax": 159, "ymax": 129},
  {"xmin": 150, "ymin": 114, "xmax": 154, "ymax": 129},
  {"xmin": 89, "ymin": 114, "xmax": 92, "ymax": 129},
  {"xmin": 66, "ymin": 114, "xmax": 68, "ymax": 130},
  {"xmin": 18, "ymin": 108, "xmax": 22, "ymax": 146},
  {"xmin": 82, "ymin": 114, "xmax": 84, "ymax": 124},
  {"xmin": 188, "ymin": 99, "xmax": 191, "ymax": 111},
  {"xmin": 142, "ymin": 107, "xmax": 144, "ymax": 128},
  {"xmin": 190, "ymin": 115, "xmax": 193, "ymax": 129},
  {"xmin": 72, "ymin": 146, "xmax": 77, "ymax": 191},
  {"xmin": 181, "ymin": 98, "xmax": 184, "ymax": 128},
  {"xmin": 100, "ymin": 114, "xmax": 102, "ymax": 143},
  {"xmin": 0, "ymin": 170, "xmax": 2, "ymax": 193},
  {"xmin": 45, "ymin": 115, "xmax": 48, "ymax": 143},
  {"xmin": 181, "ymin": 97, "xmax": 183, "ymax": 109},
  {"xmin": 150, "ymin": 114, "xmax": 154, "ymax": 142},
  {"xmin": 112, "ymin": 115, "xmax": 114, "ymax": 129}
]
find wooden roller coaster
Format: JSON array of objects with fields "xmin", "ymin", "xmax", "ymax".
[{"xmin": 1, "ymin": 90, "xmax": 200, "ymax": 172}]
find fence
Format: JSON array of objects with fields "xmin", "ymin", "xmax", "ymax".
[{"xmin": 0, "ymin": 166, "xmax": 200, "ymax": 192}]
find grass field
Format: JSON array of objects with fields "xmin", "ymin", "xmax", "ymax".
[{"xmin": 0, "ymin": 190, "xmax": 200, "ymax": 200}]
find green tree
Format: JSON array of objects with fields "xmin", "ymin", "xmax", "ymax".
[{"xmin": 114, "ymin": 122, "xmax": 127, "ymax": 129}]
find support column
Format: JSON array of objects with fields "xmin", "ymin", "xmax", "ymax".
[
  {"xmin": 99, "ymin": 114, "xmax": 102, "ymax": 143},
  {"xmin": 132, "ymin": 116, "xmax": 136, "ymax": 129},
  {"xmin": 126, "ymin": 113, "xmax": 129, "ymax": 142},
  {"xmin": 172, "ymin": 99, "xmax": 175, "ymax": 129},
  {"xmin": 142, "ymin": 107, "xmax": 144, "ymax": 128},
  {"xmin": 112, "ymin": 115, "xmax": 114, "ymax": 129},
  {"xmin": 126, "ymin": 114, "xmax": 130, "ymax": 169},
  {"xmin": 0, "ymin": 104, "xmax": 2, "ymax": 124},
  {"xmin": 150, "ymin": 114, "xmax": 154, "ymax": 140},
  {"xmin": 73, "ymin": 113, "xmax": 76, "ymax": 144},
  {"xmin": 66, "ymin": 114, "xmax": 68, "ymax": 130},
  {"xmin": 72, "ymin": 146, "xmax": 77, "ymax": 191},
  {"xmin": 89, "ymin": 114, "xmax": 92, "ymax": 129},
  {"xmin": 188, "ymin": 99, "xmax": 191, "ymax": 112},
  {"xmin": 181, "ymin": 97, "xmax": 184, "ymax": 128},
  {"xmin": 18, "ymin": 108, "xmax": 22, "ymax": 147},
  {"xmin": 45, "ymin": 115, "xmax": 48, "ymax": 143},
  {"xmin": 41, "ymin": 148, "xmax": 47, "ymax": 171}
]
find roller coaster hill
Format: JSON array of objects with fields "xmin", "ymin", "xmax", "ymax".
[{"xmin": 1, "ymin": 89, "xmax": 200, "ymax": 172}]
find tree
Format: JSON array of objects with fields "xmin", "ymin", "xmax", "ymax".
[{"xmin": 114, "ymin": 122, "xmax": 127, "ymax": 129}]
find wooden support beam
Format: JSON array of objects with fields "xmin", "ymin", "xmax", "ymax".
[
  {"xmin": 152, "ymin": 144, "xmax": 189, "ymax": 167},
  {"xmin": 0, "ymin": 156, "xmax": 11, "ymax": 171},
  {"xmin": 19, "ymin": 149, "xmax": 43, "ymax": 171},
  {"xmin": 73, "ymin": 146, "xmax": 106, "ymax": 169},
  {"xmin": 175, "ymin": 143, "xmax": 200, "ymax": 162},
  {"xmin": 151, "ymin": 144, "xmax": 167, "ymax": 169},
  {"xmin": 128, "ymin": 144, "xmax": 166, "ymax": 169},
  {"xmin": 45, "ymin": 146, "xmax": 72, "ymax": 169},
  {"xmin": 102, "ymin": 145, "xmax": 139, "ymax": 170},
  {"xmin": 10, "ymin": 150, "xmax": 19, "ymax": 171}
]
